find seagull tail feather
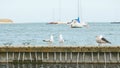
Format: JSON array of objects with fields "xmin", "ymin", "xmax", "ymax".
[{"xmin": 43, "ymin": 40, "xmax": 46, "ymax": 42}]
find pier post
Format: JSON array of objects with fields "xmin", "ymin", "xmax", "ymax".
[
  {"xmin": 83, "ymin": 52, "xmax": 85, "ymax": 68},
  {"xmin": 110, "ymin": 52, "xmax": 112, "ymax": 61},
  {"xmin": 117, "ymin": 52, "xmax": 119, "ymax": 62},
  {"xmin": 60, "ymin": 52, "xmax": 62, "ymax": 61},
  {"xmin": 65, "ymin": 52, "xmax": 67, "ymax": 62},
  {"xmin": 22, "ymin": 52, "xmax": 25, "ymax": 61},
  {"xmin": 12, "ymin": 52, "xmax": 14, "ymax": 60},
  {"xmin": 70, "ymin": 52, "xmax": 72, "ymax": 62},
  {"xmin": 47, "ymin": 52, "xmax": 49, "ymax": 61},
  {"xmin": 35, "ymin": 52, "xmax": 38, "ymax": 62},
  {"xmin": 91, "ymin": 52, "xmax": 94, "ymax": 62},
  {"xmin": 54, "ymin": 52, "xmax": 56, "ymax": 61},
  {"xmin": 104, "ymin": 52, "xmax": 106, "ymax": 68},
  {"xmin": 91, "ymin": 52, "xmax": 94, "ymax": 68},
  {"xmin": 42, "ymin": 52, "xmax": 44, "ymax": 61},
  {"xmin": 97, "ymin": 52, "xmax": 100, "ymax": 61},
  {"xmin": 77, "ymin": 52, "xmax": 79, "ymax": 68},
  {"xmin": 18, "ymin": 52, "xmax": 20, "ymax": 61},
  {"xmin": 83, "ymin": 52, "xmax": 85, "ymax": 62},
  {"xmin": 77, "ymin": 52, "xmax": 79, "ymax": 62},
  {"xmin": 30, "ymin": 52, "xmax": 32, "ymax": 62},
  {"xmin": 6, "ymin": 51, "xmax": 8, "ymax": 68},
  {"xmin": 6, "ymin": 52, "xmax": 8, "ymax": 63}
]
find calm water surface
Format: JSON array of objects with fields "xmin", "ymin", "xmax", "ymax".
[
  {"xmin": 0, "ymin": 22, "xmax": 120, "ymax": 46},
  {"xmin": 0, "ymin": 22, "xmax": 120, "ymax": 68}
]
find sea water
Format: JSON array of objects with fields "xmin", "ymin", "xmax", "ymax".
[
  {"xmin": 0, "ymin": 22, "xmax": 120, "ymax": 68},
  {"xmin": 0, "ymin": 22, "xmax": 120, "ymax": 46}
]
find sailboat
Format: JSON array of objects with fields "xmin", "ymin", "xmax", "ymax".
[
  {"xmin": 70, "ymin": 0, "xmax": 88, "ymax": 28},
  {"xmin": 48, "ymin": 0, "xmax": 67, "ymax": 24},
  {"xmin": 70, "ymin": 17, "xmax": 83, "ymax": 28}
]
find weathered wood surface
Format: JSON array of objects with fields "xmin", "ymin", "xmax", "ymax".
[{"xmin": 0, "ymin": 46, "xmax": 120, "ymax": 52}]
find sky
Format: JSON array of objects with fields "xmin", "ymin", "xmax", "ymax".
[{"xmin": 0, "ymin": 0, "xmax": 120, "ymax": 23}]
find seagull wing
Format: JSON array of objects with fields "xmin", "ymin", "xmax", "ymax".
[
  {"xmin": 101, "ymin": 37, "xmax": 111, "ymax": 44},
  {"xmin": 43, "ymin": 39, "xmax": 50, "ymax": 42}
]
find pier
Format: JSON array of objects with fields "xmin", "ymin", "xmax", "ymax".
[{"xmin": 0, "ymin": 46, "xmax": 120, "ymax": 64}]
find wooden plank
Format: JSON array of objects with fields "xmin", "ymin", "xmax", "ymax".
[{"xmin": 0, "ymin": 46, "xmax": 120, "ymax": 52}]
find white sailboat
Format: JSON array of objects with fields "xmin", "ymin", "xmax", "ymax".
[
  {"xmin": 70, "ymin": 17, "xmax": 83, "ymax": 28},
  {"xmin": 70, "ymin": 0, "xmax": 88, "ymax": 28}
]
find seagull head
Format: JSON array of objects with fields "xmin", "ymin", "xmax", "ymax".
[
  {"xmin": 99, "ymin": 35, "xmax": 103, "ymax": 39},
  {"xmin": 96, "ymin": 35, "xmax": 103, "ymax": 39},
  {"xmin": 59, "ymin": 34, "xmax": 62, "ymax": 37}
]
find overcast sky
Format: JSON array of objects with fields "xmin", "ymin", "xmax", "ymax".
[{"xmin": 0, "ymin": 0, "xmax": 120, "ymax": 23}]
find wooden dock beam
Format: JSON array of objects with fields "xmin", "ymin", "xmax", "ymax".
[{"xmin": 0, "ymin": 46, "xmax": 120, "ymax": 64}]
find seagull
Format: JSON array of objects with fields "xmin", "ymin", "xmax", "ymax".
[
  {"xmin": 22, "ymin": 42, "xmax": 30, "ymax": 45},
  {"xmin": 96, "ymin": 35, "xmax": 111, "ymax": 46},
  {"xmin": 3, "ymin": 42, "xmax": 12, "ymax": 47},
  {"xmin": 43, "ymin": 34, "xmax": 54, "ymax": 45},
  {"xmin": 59, "ymin": 34, "xmax": 64, "ymax": 45}
]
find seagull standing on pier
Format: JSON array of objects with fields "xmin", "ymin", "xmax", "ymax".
[
  {"xmin": 96, "ymin": 35, "xmax": 111, "ymax": 46},
  {"xmin": 59, "ymin": 34, "xmax": 64, "ymax": 45},
  {"xmin": 43, "ymin": 34, "xmax": 54, "ymax": 45}
]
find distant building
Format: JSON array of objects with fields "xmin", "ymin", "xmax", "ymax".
[{"xmin": 0, "ymin": 19, "xmax": 13, "ymax": 24}]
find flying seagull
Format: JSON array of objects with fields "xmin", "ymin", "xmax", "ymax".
[
  {"xmin": 96, "ymin": 35, "xmax": 111, "ymax": 46},
  {"xmin": 59, "ymin": 34, "xmax": 64, "ymax": 45},
  {"xmin": 43, "ymin": 34, "xmax": 54, "ymax": 45}
]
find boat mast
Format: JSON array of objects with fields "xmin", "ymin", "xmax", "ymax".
[
  {"xmin": 78, "ymin": 0, "xmax": 83, "ymax": 22},
  {"xmin": 52, "ymin": 8, "xmax": 55, "ymax": 22},
  {"xmin": 59, "ymin": 0, "xmax": 61, "ymax": 21},
  {"xmin": 78, "ymin": 0, "xmax": 80, "ymax": 18},
  {"xmin": 79, "ymin": 0, "xmax": 83, "ymax": 22}
]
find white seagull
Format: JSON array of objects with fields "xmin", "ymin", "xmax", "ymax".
[
  {"xmin": 96, "ymin": 35, "xmax": 111, "ymax": 46},
  {"xmin": 59, "ymin": 34, "xmax": 64, "ymax": 45},
  {"xmin": 43, "ymin": 34, "xmax": 54, "ymax": 45}
]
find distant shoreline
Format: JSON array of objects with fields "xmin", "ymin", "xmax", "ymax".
[{"xmin": 0, "ymin": 19, "xmax": 13, "ymax": 24}]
